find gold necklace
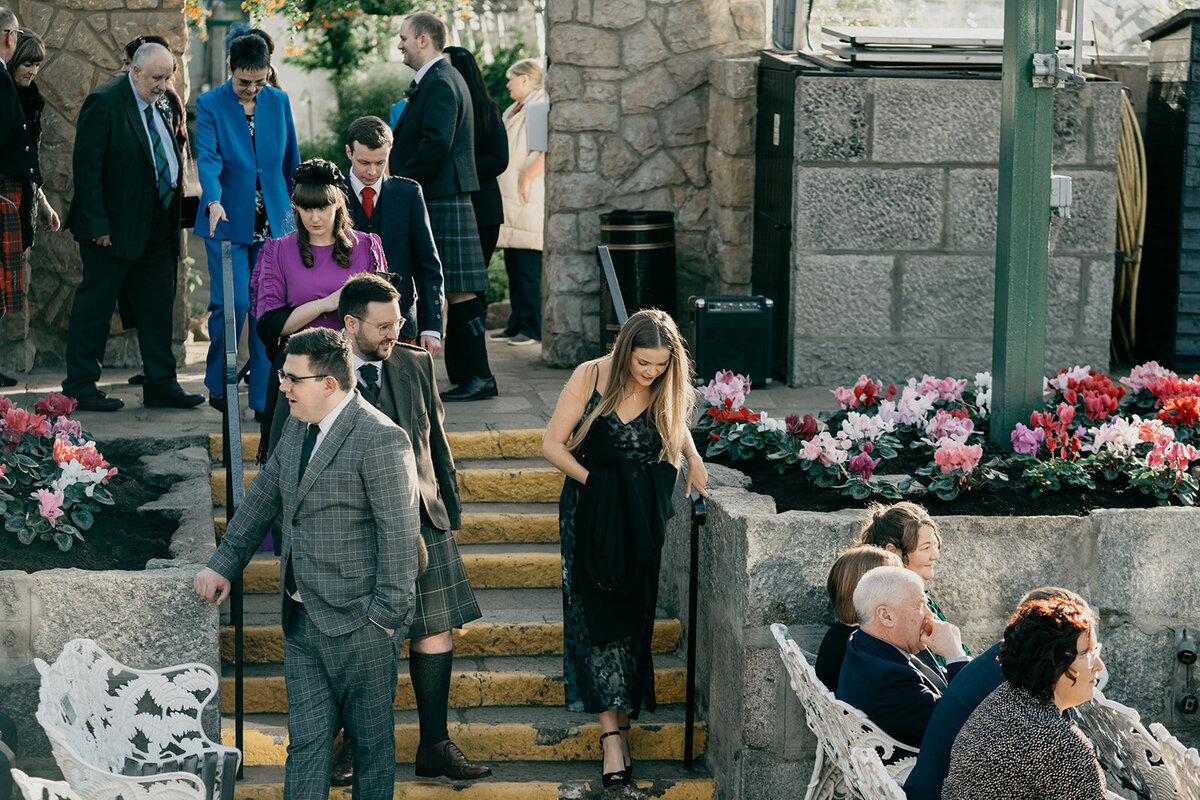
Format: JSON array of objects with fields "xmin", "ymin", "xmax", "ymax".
[{"xmin": 622, "ymin": 383, "xmax": 645, "ymax": 402}]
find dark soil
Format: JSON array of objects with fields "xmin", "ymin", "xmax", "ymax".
[
  {"xmin": 0, "ymin": 438, "xmax": 187, "ymax": 572},
  {"xmin": 703, "ymin": 436, "xmax": 1163, "ymax": 517}
]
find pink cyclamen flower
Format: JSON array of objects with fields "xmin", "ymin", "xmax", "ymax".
[
  {"xmin": 52, "ymin": 417, "xmax": 83, "ymax": 440},
  {"xmin": 934, "ymin": 440, "xmax": 983, "ymax": 476},
  {"xmin": 34, "ymin": 487, "xmax": 65, "ymax": 528},
  {"xmin": 916, "ymin": 375, "xmax": 968, "ymax": 403},
  {"xmin": 1056, "ymin": 403, "xmax": 1075, "ymax": 426},
  {"xmin": 847, "ymin": 442, "xmax": 880, "ymax": 480},
  {"xmin": 925, "ymin": 410, "xmax": 974, "ymax": 443},
  {"xmin": 1011, "ymin": 423, "xmax": 1045, "ymax": 455},
  {"xmin": 34, "ymin": 392, "xmax": 78, "ymax": 420},
  {"xmin": 1120, "ymin": 361, "xmax": 1177, "ymax": 394},
  {"xmin": 700, "ymin": 370, "xmax": 751, "ymax": 411}
]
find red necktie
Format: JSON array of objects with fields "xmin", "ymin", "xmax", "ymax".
[{"xmin": 361, "ymin": 186, "xmax": 375, "ymax": 218}]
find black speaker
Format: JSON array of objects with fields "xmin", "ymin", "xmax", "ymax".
[{"xmin": 690, "ymin": 296, "xmax": 774, "ymax": 386}]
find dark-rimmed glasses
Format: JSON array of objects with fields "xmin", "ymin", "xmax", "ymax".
[{"xmin": 277, "ymin": 370, "xmax": 328, "ymax": 386}]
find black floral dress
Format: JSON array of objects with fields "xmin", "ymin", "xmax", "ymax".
[{"xmin": 560, "ymin": 390, "xmax": 663, "ymax": 716}]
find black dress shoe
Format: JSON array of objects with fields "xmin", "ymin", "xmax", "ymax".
[
  {"xmin": 144, "ymin": 386, "xmax": 205, "ymax": 408},
  {"xmin": 68, "ymin": 390, "xmax": 124, "ymax": 412},
  {"xmin": 330, "ymin": 739, "xmax": 354, "ymax": 786},
  {"xmin": 0, "ymin": 371, "xmax": 16, "ymax": 388},
  {"xmin": 414, "ymin": 739, "xmax": 492, "ymax": 780},
  {"xmin": 439, "ymin": 376, "xmax": 498, "ymax": 402},
  {"xmin": 128, "ymin": 373, "xmax": 145, "ymax": 385}
]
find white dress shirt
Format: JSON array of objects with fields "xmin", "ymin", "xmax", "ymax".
[{"xmin": 128, "ymin": 73, "xmax": 179, "ymax": 187}]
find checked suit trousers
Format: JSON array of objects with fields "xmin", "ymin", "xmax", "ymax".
[{"xmin": 284, "ymin": 610, "xmax": 400, "ymax": 800}]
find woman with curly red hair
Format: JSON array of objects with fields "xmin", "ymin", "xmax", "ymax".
[{"xmin": 941, "ymin": 597, "xmax": 1107, "ymax": 799}]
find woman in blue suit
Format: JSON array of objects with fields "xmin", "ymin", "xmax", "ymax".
[{"xmin": 196, "ymin": 30, "xmax": 300, "ymax": 416}]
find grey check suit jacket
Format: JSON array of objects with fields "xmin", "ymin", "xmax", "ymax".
[{"xmin": 208, "ymin": 394, "xmax": 422, "ymax": 637}]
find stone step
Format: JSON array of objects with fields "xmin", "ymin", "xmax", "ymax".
[
  {"xmin": 231, "ymin": 762, "xmax": 714, "ymax": 799},
  {"xmin": 211, "ymin": 466, "xmax": 563, "ymax": 505},
  {"xmin": 224, "ymin": 706, "xmax": 706, "ymax": 767},
  {"xmin": 220, "ymin": 619, "xmax": 682, "ymax": 663},
  {"xmin": 209, "ymin": 429, "xmax": 545, "ymax": 462},
  {"xmin": 214, "ymin": 505, "xmax": 560, "ymax": 544},
  {"xmin": 236, "ymin": 547, "xmax": 561, "ymax": 593},
  {"xmin": 218, "ymin": 655, "xmax": 688, "ymax": 713}
]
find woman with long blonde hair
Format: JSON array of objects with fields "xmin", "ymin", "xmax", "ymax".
[{"xmin": 543, "ymin": 308, "xmax": 708, "ymax": 787}]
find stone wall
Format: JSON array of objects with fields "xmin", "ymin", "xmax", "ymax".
[
  {"xmin": 706, "ymin": 56, "xmax": 757, "ymax": 295},
  {"xmin": 541, "ymin": 0, "xmax": 766, "ymax": 366},
  {"xmin": 789, "ymin": 76, "xmax": 1121, "ymax": 386},
  {"xmin": 670, "ymin": 481, "xmax": 1200, "ymax": 798},
  {"xmin": 3, "ymin": 0, "xmax": 190, "ymax": 373}
]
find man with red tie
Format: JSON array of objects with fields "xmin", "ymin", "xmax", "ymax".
[{"xmin": 342, "ymin": 115, "xmax": 444, "ymax": 349}]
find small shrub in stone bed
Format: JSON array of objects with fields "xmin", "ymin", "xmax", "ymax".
[{"xmin": 694, "ymin": 362, "xmax": 1200, "ymax": 516}]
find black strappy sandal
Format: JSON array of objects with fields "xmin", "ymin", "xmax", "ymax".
[
  {"xmin": 619, "ymin": 724, "xmax": 633, "ymax": 779},
  {"xmin": 600, "ymin": 730, "xmax": 630, "ymax": 788}
]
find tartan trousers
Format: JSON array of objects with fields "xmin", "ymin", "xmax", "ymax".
[
  {"xmin": 0, "ymin": 179, "xmax": 24, "ymax": 315},
  {"xmin": 284, "ymin": 608, "xmax": 401, "ymax": 800}
]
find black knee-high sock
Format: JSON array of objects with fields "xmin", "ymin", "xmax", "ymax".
[
  {"xmin": 444, "ymin": 301, "xmax": 469, "ymax": 387},
  {"xmin": 463, "ymin": 296, "xmax": 493, "ymax": 380},
  {"xmin": 410, "ymin": 649, "xmax": 454, "ymax": 746}
]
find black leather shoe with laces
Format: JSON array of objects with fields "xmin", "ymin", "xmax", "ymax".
[{"xmin": 414, "ymin": 739, "xmax": 492, "ymax": 780}]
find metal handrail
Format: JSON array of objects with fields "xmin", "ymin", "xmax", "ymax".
[
  {"xmin": 219, "ymin": 241, "xmax": 246, "ymax": 778},
  {"xmin": 684, "ymin": 489, "xmax": 707, "ymax": 770}
]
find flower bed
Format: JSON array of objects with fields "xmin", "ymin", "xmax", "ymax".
[{"xmin": 693, "ymin": 362, "xmax": 1200, "ymax": 515}]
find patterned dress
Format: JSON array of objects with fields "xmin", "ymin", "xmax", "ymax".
[{"xmin": 560, "ymin": 390, "xmax": 662, "ymax": 716}]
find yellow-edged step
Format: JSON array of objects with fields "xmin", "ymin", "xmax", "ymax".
[
  {"xmin": 230, "ymin": 777, "xmax": 715, "ymax": 800},
  {"xmin": 209, "ymin": 429, "xmax": 545, "ymax": 462},
  {"xmin": 237, "ymin": 553, "xmax": 560, "ymax": 593},
  {"xmin": 220, "ymin": 619, "xmax": 682, "ymax": 663},
  {"xmin": 211, "ymin": 467, "xmax": 562, "ymax": 506},
  {"xmin": 214, "ymin": 511, "xmax": 559, "ymax": 544},
  {"xmin": 220, "ymin": 667, "xmax": 687, "ymax": 713},
  {"xmin": 223, "ymin": 720, "xmax": 707, "ymax": 766}
]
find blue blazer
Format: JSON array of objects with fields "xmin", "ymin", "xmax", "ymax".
[
  {"xmin": 836, "ymin": 628, "xmax": 968, "ymax": 750},
  {"xmin": 903, "ymin": 641, "xmax": 1003, "ymax": 800},
  {"xmin": 194, "ymin": 81, "xmax": 300, "ymax": 243}
]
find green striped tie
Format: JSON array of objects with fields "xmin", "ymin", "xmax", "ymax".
[{"xmin": 144, "ymin": 105, "xmax": 173, "ymax": 208}]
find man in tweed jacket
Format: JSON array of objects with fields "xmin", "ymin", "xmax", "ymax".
[{"xmin": 195, "ymin": 327, "xmax": 421, "ymax": 800}]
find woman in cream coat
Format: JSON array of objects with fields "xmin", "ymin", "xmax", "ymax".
[{"xmin": 493, "ymin": 59, "xmax": 546, "ymax": 345}]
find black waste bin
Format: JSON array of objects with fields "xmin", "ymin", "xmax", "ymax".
[{"xmin": 599, "ymin": 210, "xmax": 676, "ymax": 352}]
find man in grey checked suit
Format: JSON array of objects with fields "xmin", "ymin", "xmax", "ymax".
[
  {"xmin": 329, "ymin": 273, "xmax": 488, "ymax": 785},
  {"xmin": 195, "ymin": 327, "xmax": 422, "ymax": 800}
]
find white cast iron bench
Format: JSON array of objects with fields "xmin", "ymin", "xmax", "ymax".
[
  {"xmin": 771, "ymin": 623, "xmax": 916, "ymax": 800},
  {"xmin": 35, "ymin": 638, "xmax": 240, "ymax": 800}
]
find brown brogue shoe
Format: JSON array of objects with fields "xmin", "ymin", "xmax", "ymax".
[{"xmin": 414, "ymin": 739, "xmax": 492, "ymax": 780}]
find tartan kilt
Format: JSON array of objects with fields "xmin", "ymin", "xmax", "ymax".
[
  {"xmin": 0, "ymin": 179, "xmax": 24, "ymax": 315},
  {"xmin": 425, "ymin": 194, "xmax": 489, "ymax": 294},
  {"xmin": 408, "ymin": 524, "xmax": 482, "ymax": 638}
]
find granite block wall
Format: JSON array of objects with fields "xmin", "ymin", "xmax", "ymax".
[{"xmin": 789, "ymin": 76, "xmax": 1122, "ymax": 386}]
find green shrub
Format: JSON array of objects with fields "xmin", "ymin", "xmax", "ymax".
[
  {"xmin": 327, "ymin": 70, "xmax": 405, "ymax": 143},
  {"xmin": 299, "ymin": 136, "xmax": 346, "ymax": 166},
  {"xmin": 482, "ymin": 38, "xmax": 528, "ymax": 110},
  {"xmin": 486, "ymin": 249, "xmax": 508, "ymax": 304}
]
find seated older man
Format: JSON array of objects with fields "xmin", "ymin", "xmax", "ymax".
[{"xmin": 836, "ymin": 565, "xmax": 970, "ymax": 750}]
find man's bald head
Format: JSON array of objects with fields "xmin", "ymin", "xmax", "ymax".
[
  {"xmin": 0, "ymin": 7, "xmax": 20, "ymax": 64},
  {"xmin": 129, "ymin": 42, "xmax": 175, "ymax": 104}
]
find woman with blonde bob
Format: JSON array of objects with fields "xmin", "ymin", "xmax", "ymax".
[
  {"xmin": 543, "ymin": 308, "xmax": 708, "ymax": 788},
  {"xmin": 814, "ymin": 544, "xmax": 903, "ymax": 692}
]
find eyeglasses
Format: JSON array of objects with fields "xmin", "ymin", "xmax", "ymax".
[
  {"xmin": 277, "ymin": 370, "xmax": 328, "ymax": 386},
  {"xmin": 1073, "ymin": 642, "xmax": 1103, "ymax": 667},
  {"xmin": 349, "ymin": 315, "xmax": 402, "ymax": 335}
]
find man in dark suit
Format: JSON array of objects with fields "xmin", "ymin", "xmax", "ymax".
[
  {"xmin": 343, "ymin": 115, "xmax": 444, "ymax": 352},
  {"xmin": 63, "ymin": 42, "xmax": 202, "ymax": 411},
  {"xmin": 195, "ymin": 327, "xmax": 423, "ymax": 800},
  {"xmin": 0, "ymin": 7, "xmax": 39, "ymax": 387},
  {"xmin": 837, "ymin": 566, "xmax": 971, "ymax": 750},
  {"xmin": 329, "ymin": 273, "xmax": 489, "ymax": 783},
  {"xmin": 391, "ymin": 12, "xmax": 496, "ymax": 403},
  {"xmin": 903, "ymin": 586, "xmax": 1091, "ymax": 800}
]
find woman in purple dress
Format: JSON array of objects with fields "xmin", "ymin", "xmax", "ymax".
[{"xmin": 252, "ymin": 158, "xmax": 386, "ymax": 457}]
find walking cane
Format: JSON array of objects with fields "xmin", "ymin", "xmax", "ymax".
[
  {"xmin": 220, "ymin": 241, "xmax": 247, "ymax": 778},
  {"xmin": 684, "ymin": 487, "xmax": 707, "ymax": 770}
]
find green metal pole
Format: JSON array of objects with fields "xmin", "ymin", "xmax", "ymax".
[{"xmin": 990, "ymin": 0, "xmax": 1057, "ymax": 447}]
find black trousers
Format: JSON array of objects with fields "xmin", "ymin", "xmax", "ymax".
[
  {"xmin": 503, "ymin": 248, "xmax": 542, "ymax": 340},
  {"xmin": 63, "ymin": 204, "xmax": 178, "ymax": 396}
]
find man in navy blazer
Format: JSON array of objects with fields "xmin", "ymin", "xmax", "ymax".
[
  {"xmin": 342, "ymin": 115, "xmax": 444, "ymax": 347},
  {"xmin": 836, "ymin": 566, "xmax": 971, "ymax": 750}
]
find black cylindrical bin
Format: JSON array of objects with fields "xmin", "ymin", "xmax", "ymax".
[{"xmin": 599, "ymin": 210, "xmax": 676, "ymax": 352}]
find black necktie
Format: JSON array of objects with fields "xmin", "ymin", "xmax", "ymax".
[
  {"xmin": 359, "ymin": 364, "xmax": 381, "ymax": 403},
  {"xmin": 403, "ymin": 79, "xmax": 418, "ymax": 98},
  {"xmin": 297, "ymin": 423, "xmax": 319, "ymax": 483}
]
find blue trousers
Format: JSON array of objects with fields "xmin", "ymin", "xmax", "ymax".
[{"xmin": 204, "ymin": 238, "xmax": 269, "ymax": 411}]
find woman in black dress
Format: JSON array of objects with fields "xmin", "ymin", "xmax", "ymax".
[
  {"xmin": 814, "ymin": 544, "xmax": 902, "ymax": 693},
  {"xmin": 543, "ymin": 309, "xmax": 708, "ymax": 787}
]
